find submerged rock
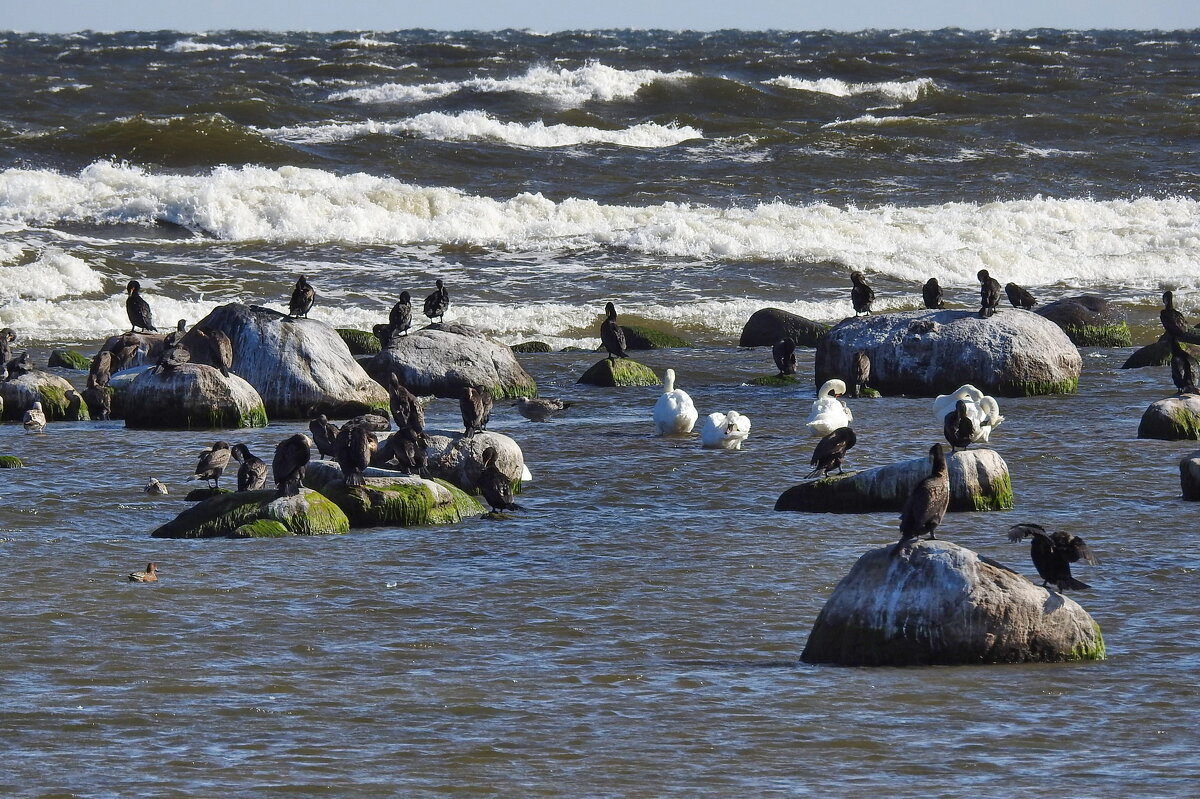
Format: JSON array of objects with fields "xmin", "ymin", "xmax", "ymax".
[
  {"xmin": 619, "ymin": 325, "xmax": 692, "ymax": 350},
  {"xmin": 577, "ymin": 357, "xmax": 660, "ymax": 387},
  {"xmin": 775, "ymin": 448, "xmax": 1012, "ymax": 513},
  {"xmin": 303, "ymin": 461, "xmax": 485, "ymax": 526},
  {"xmin": 815, "ymin": 310, "xmax": 1081, "ymax": 397},
  {"xmin": 511, "ymin": 341, "xmax": 552, "ymax": 353},
  {"xmin": 801, "ymin": 540, "xmax": 1105, "ymax": 666},
  {"xmin": 150, "ymin": 488, "xmax": 350, "ymax": 538},
  {"xmin": 1138, "ymin": 394, "xmax": 1200, "ymax": 440},
  {"xmin": 120, "ymin": 364, "xmax": 268, "ymax": 430},
  {"xmin": 1122, "ymin": 334, "xmax": 1200, "ymax": 369},
  {"xmin": 0, "ymin": 370, "xmax": 88, "ymax": 421},
  {"xmin": 1181, "ymin": 450, "xmax": 1200, "ymax": 500},
  {"xmin": 1036, "ymin": 295, "xmax": 1131, "ymax": 347},
  {"xmin": 739, "ymin": 308, "xmax": 829, "ymax": 348},
  {"xmin": 368, "ymin": 323, "xmax": 537, "ymax": 400}
]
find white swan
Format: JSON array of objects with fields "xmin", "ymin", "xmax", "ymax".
[
  {"xmin": 806, "ymin": 379, "xmax": 853, "ymax": 437},
  {"xmin": 932, "ymin": 384, "xmax": 1004, "ymax": 444},
  {"xmin": 22, "ymin": 401, "xmax": 46, "ymax": 432},
  {"xmin": 700, "ymin": 410, "xmax": 751, "ymax": 450},
  {"xmin": 653, "ymin": 368, "xmax": 699, "ymax": 435}
]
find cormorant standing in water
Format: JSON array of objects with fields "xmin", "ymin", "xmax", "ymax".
[
  {"xmin": 125, "ymin": 280, "xmax": 157, "ymax": 333},
  {"xmin": 1007, "ymin": 523, "xmax": 1098, "ymax": 592},
  {"xmin": 231, "ymin": 443, "xmax": 269, "ymax": 491},
  {"xmin": 807, "ymin": 426, "xmax": 856, "ymax": 478},
  {"xmin": 1161, "ymin": 291, "xmax": 1200, "ymax": 343},
  {"xmin": 943, "ymin": 398, "xmax": 980, "ymax": 452},
  {"xmin": 600, "ymin": 301, "xmax": 628, "ymax": 359},
  {"xmin": 423, "ymin": 279, "xmax": 449, "ymax": 323},
  {"xmin": 922, "ymin": 278, "xmax": 945, "ymax": 309},
  {"xmin": 978, "ymin": 270, "xmax": 1002, "ymax": 318},
  {"xmin": 1005, "ymin": 282, "xmax": 1036, "ymax": 310},
  {"xmin": 273, "ymin": 434, "xmax": 312, "ymax": 497},
  {"xmin": 772, "ymin": 338, "xmax": 797, "ymax": 377},
  {"xmin": 850, "ymin": 271, "xmax": 875, "ymax": 316},
  {"xmin": 893, "ymin": 443, "xmax": 950, "ymax": 554},
  {"xmin": 1171, "ymin": 339, "xmax": 1198, "ymax": 394},
  {"xmin": 289, "ymin": 276, "xmax": 316, "ymax": 318},
  {"xmin": 390, "ymin": 291, "xmax": 412, "ymax": 336}
]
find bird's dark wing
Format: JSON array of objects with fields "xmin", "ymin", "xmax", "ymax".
[{"xmin": 1007, "ymin": 522, "xmax": 1049, "ymax": 544}]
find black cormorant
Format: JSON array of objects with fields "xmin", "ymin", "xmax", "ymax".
[
  {"xmin": 600, "ymin": 301, "xmax": 627, "ymax": 359},
  {"xmin": 390, "ymin": 291, "xmax": 412, "ymax": 336},
  {"xmin": 231, "ymin": 443, "xmax": 269, "ymax": 491},
  {"xmin": 478, "ymin": 446, "xmax": 518, "ymax": 514},
  {"xmin": 943, "ymin": 398, "xmax": 980, "ymax": 451},
  {"xmin": 772, "ymin": 338, "xmax": 797, "ymax": 376},
  {"xmin": 1171, "ymin": 339, "xmax": 1198, "ymax": 394},
  {"xmin": 978, "ymin": 270, "xmax": 1002, "ymax": 318},
  {"xmin": 807, "ymin": 426, "xmax": 857, "ymax": 478},
  {"xmin": 125, "ymin": 280, "xmax": 157, "ymax": 333},
  {"xmin": 308, "ymin": 415, "xmax": 340, "ymax": 460},
  {"xmin": 423, "ymin": 279, "xmax": 449, "ymax": 323},
  {"xmin": 335, "ymin": 422, "xmax": 377, "ymax": 488},
  {"xmin": 849, "ymin": 351, "xmax": 871, "ymax": 398},
  {"xmin": 272, "ymin": 433, "xmax": 312, "ymax": 497},
  {"xmin": 289, "ymin": 276, "xmax": 316, "ymax": 318},
  {"xmin": 191, "ymin": 327, "xmax": 234, "ymax": 376},
  {"xmin": 1005, "ymin": 282, "xmax": 1036, "ymax": 310},
  {"xmin": 460, "ymin": 386, "xmax": 493, "ymax": 436},
  {"xmin": 922, "ymin": 278, "xmax": 944, "ymax": 309},
  {"xmin": 1007, "ymin": 523, "xmax": 1098, "ymax": 592},
  {"xmin": 850, "ymin": 271, "xmax": 875, "ymax": 316},
  {"xmin": 387, "ymin": 372, "xmax": 425, "ymax": 434},
  {"xmin": 1161, "ymin": 291, "xmax": 1200, "ymax": 343},
  {"xmin": 894, "ymin": 443, "xmax": 950, "ymax": 553},
  {"xmin": 188, "ymin": 440, "xmax": 231, "ymax": 489}
]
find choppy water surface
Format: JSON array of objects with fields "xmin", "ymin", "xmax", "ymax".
[{"xmin": 0, "ymin": 27, "xmax": 1199, "ymax": 797}]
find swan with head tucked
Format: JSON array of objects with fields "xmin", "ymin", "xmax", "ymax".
[
  {"xmin": 932, "ymin": 384, "xmax": 1004, "ymax": 444},
  {"xmin": 700, "ymin": 410, "xmax": 751, "ymax": 450},
  {"xmin": 653, "ymin": 368, "xmax": 698, "ymax": 435},
  {"xmin": 806, "ymin": 379, "xmax": 853, "ymax": 437}
]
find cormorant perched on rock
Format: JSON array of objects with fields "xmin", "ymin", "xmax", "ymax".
[
  {"xmin": 289, "ymin": 276, "xmax": 316, "ymax": 318},
  {"xmin": 423, "ymin": 279, "xmax": 449, "ymax": 323},
  {"xmin": 1171, "ymin": 339, "xmax": 1198, "ymax": 394},
  {"xmin": 848, "ymin": 351, "xmax": 871, "ymax": 398},
  {"xmin": 191, "ymin": 327, "xmax": 234, "ymax": 376},
  {"xmin": 378, "ymin": 428, "xmax": 427, "ymax": 475},
  {"xmin": 155, "ymin": 340, "xmax": 190, "ymax": 373},
  {"xmin": 978, "ymin": 270, "xmax": 1002, "ymax": 318},
  {"xmin": 515, "ymin": 396, "xmax": 573, "ymax": 422},
  {"xmin": 90, "ymin": 350, "xmax": 113, "ymax": 387},
  {"xmin": 82, "ymin": 373, "xmax": 111, "ymax": 421},
  {"xmin": 110, "ymin": 333, "xmax": 143, "ymax": 371},
  {"xmin": 308, "ymin": 415, "xmax": 340, "ymax": 460},
  {"xmin": 231, "ymin": 443, "xmax": 269, "ymax": 491},
  {"xmin": 893, "ymin": 443, "xmax": 950, "ymax": 554},
  {"xmin": 1007, "ymin": 523, "xmax": 1098, "ymax": 592},
  {"xmin": 165, "ymin": 319, "xmax": 187, "ymax": 348},
  {"xmin": 1005, "ymin": 282, "xmax": 1036, "ymax": 310},
  {"xmin": 478, "ymin": 446, "xmax": 518, "ymax": 514},
  {"xmin": 1161, "ymin": 291, "xmax": 1200, "ymax": 343},
  {"xmin": 600, "ymin": 301, "xmax": 627, "ymax": 359},
  {"xmin": 6, "ymin": 351, "xmax": 34, "ymax": 378},
  {"xmin": 390, "ymin": 292, "xmax": 412, "ymax": 336},
  {"xmin": 125, "ymin": 280, "xmax": 157, "ymax": 333},
  {"xmin": 387, "ymin": 373, "xmax": 425, "ymax": 434},
  {"xmin": 273, "ymin": 433, "xmax": 312, "ymax": 497},
  {"xmin": 22, "ymin": 401, "xmax": 46, "ymax": 431},
  {"xmin": 128, "ymin": 563, "xmax": 158, "ymax": 583},
  {"xmin": 335, "ymin": 422, "xmax": 377, "ymax": 488},
  {"xmin": 772, "ymin": 338, "xmax": 797, "ymax": 376},
  {"xmin": 460, "ymin": 386, "xmax": 493, "ymax": 436},
  {"xmin": 0, "ymin": 327, "xmax": 15, "ymax": 373},
  {"xmin": 943, "ymin": 398, "xmax": 981, "ymax": 452},
  {"xmin": 922, "ymin": 278, "xmax": 945, "ymax": 309},
  {"xmin": 187, "ymin": 441, "xmax": 231, "ymax": 489},
  {"xmin": 850, "ymin": 271, "xmax": 875, "ymax": 316},
  {"xmin": 807, "ymin": 426, "xmax": 856, "ymax": 478}
]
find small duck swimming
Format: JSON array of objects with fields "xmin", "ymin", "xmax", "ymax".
[
  {"xmin": 128, "ymin": 562, "xmax": 158, "ymax": 583},
  {"xmin": 22, "ymin": 401, "xmax": 46, "ymax": 432},
  {"xmin": 805, "ymin": 379, "xmax": 852, "ymax": 437},
  {"xmin": 700, "ymin": 410, "xmax": 751, "ymax": 450},
  {"xmin": 515, "ymin": 396, "xmax": 573, "ymax": 422}
]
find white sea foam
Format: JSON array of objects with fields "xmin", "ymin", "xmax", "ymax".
[
  {"xmin": 822, "ymin": 114, "xmax": 933, "ymax": 129},
  {"xmin": 261, "ymin": 111, "xmax": 703, "ymax": 149},
  {"xmin": 765, "ymin": 76, "xmax": 936, "ymax": 103},
  {"xmin": 329, "ymin": 62, "xmax": 693, "ymax": 106},
  {"xmin": 165, "ymin": 38, "xmax": 241, "ymax": 53},
  {"xmin": 0, "ymin": 249, "xmax": 104, "ymax": 301}
]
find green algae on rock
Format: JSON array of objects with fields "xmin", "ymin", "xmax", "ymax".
[
  {"xmin": 150, "ymin": 488, "xmax": 350, "ymax": 538},
  {"xmin": 336, "ymin": 328, "xmax": 382, "ymax": 356},
  {"xmin": 48, "ymin": 348, "xmax": 92, "ymax": 371},
  {"xmin": 747, "ymin": 374, "xmax": 803, "ymax": 387},
  {"xmin": 0, "ymin": 455, "xmax": 24, "ymax": 468},
  {"xmin": 577, "ymin": 357, "xmax": 661, "ymax": 387},
  {"xmin": 619, "ymin": 325, "xmax": 692, "ymax": 350},
  {"xmin": 303, "ymin": 461, "xmax": 485, "ymax": 527},
  {"xmin": 1138, "ymin": 395, "xmax": 1200, "ymax": 440}
]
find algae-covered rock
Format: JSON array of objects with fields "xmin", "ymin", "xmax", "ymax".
[
  {"xmin": 739, "ymin": 308, "xmax": 829, "ymax": 348},
  {"xmin": 747, "ymin": 374, "xmax": 804, "ymax": 387},
  {"xmin": 800, "ymin": 540, "xmax": 1105, "ymax": 666},
  {"xmin": 1181, "ymin": 450, "xmax": 1200, "ymax": 501},
  {"xmin": 1138, "ymin": 394, "xmax": 1200, "ymax": 440},
  {"xmin": 1036, "ymin": 295, "xmax": 1131, "ymax": 347},
  {"xmin": 423, "ymin": 430, "xmax": 526, "ymax": 496},
  {"xmin": 775, "ymin": 448, "xmax": 1012, "ymax": 513},
  {"xmin": 619, "ymin": 325, "xmax": 692, "ymax": 350},
  {"xmin": 337, "ymin": 328, "xmax": 381, "ymax": 356},
  {"xmin": 0, "ymin": 455, "xmax": 24, "ymax": 468},
  {"xmin": 577, "ymin": 357, "xmax": 660, "ymax": 387},
  {"xmin": 303, "ymin": 460, "xmax": 485, "ymax": 526},
  {"xmin": 511, "ymin": 341, "xmax": 552, "ymax": 353},
  {"xmin": 815, "ymin": 310, "xmax": 1081, "ymax": 397},
  {"xmin": 121, "ymin": 364, "xmax": 268, "ymax": 430},
  {"xmin": 0, "ymin": 371, "xmax": 88, "ymax": 421},
  {"xmin": 368, "ymin": 323, "xmax": 537, "ymax": 400},
  {"xmin": 48, "ymin": 348, "xmax": 91, "ymax": 371},
  {"xmin": 150, "ymin": 488, "xmax": 350, "ymax": 538}
]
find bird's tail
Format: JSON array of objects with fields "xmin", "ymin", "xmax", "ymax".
[
  {"xmin": 344, "ymin": 470, "xmax": 365, "ymax": 488},
  {"xmin": 1057, "ymin": 577, "xmax": 1091, "ymax": 591}
]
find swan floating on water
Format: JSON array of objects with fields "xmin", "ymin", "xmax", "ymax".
[
  {"xmin": 653, "ymin": 368, "xmax": 698, "ymax": 435},
  {"xmin": 806, "ymin": 379, "xmax": 853, "ymax": 437},
  {"xmin": 932, "ymin": 384, "xmax": 1004, "ymax": 444},
  {"xmin": 700, "ymin": 411, "xmax": 751, "ymax": 450}
]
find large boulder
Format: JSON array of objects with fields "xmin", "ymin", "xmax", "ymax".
[
  {"xmin": 1181, "ymin": 450, "xmax": 1200, "ymax": 500},
  {"xmin": 119, "ymin": 364, "xmax": 267, "ymax": 429},
  {"xmin": 800, "ymin": 540, "xmax": 1106, "ymax": 666},
  {"xmin": 775, "ymin": 448, "xmax": 1012, "ymax": 513},
  {"xmin": 815, "ymin": 310, "xmax": 1081, "ymax": 397},
  {"xmin": 303, "ymin": 460, "xmax": 485, "ymax": 526},
  {"xmin": 1138, "ymin": 394, "xmax": 1200, "ymax": 440},
  {"xmin": 577, "ymin": 357, "xmax": 660, "ymax": 387},
  {"xmin": 0, "ymin": 370, "xmax": 88, "ymax": 421},
  {"xmin": 423, "ymin": 430, "xmax": 526, "ymax": 495},
  {"xmin": 367, "ymin": 323, "xmax": 536, "ymax": 400},
  {"xmin": 150, "ymin": 488, "xmax": 350, "ymax": 538},
  {"xmin": 1036, "ymin": 295, "xmax": 1131, "ymax": 347},
  {"xmin": 739, "ymin": 308, "xmax": 829, "ymax": 348},
  {"xmin": 619, "ymin": 325, "xmax": 692, "ymax": 350},
  {"xmin": 189, "ymin": 303, "xmax": 388, "ymax": 419}
]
